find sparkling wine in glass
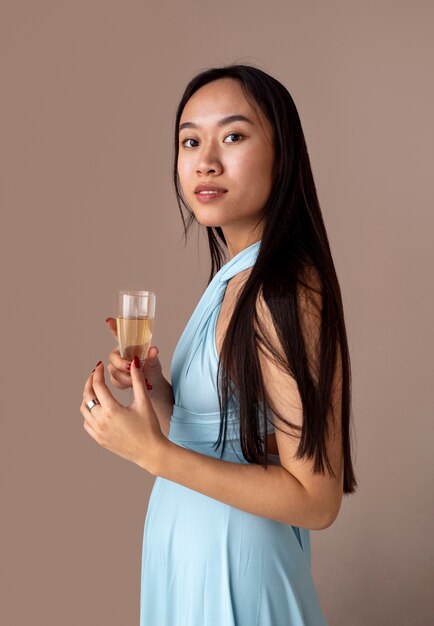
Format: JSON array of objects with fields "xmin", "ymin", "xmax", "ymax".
[{"xmin": 116, "ymin": 290, "xmax": 156, "ymax": 366}]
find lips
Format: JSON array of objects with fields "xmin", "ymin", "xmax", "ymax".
[{"xmin": 194, "ymin": 183, "xmax": 227, "ymax": 194}]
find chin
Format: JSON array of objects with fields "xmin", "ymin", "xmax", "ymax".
[{"xmin": 192, "ymin": 210, "xmax": 228, "ymax": 229}]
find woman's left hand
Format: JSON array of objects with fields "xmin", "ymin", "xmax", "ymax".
[{"xmin": 80, "ymin": 357, "xmax": 166, "ymax": 475}]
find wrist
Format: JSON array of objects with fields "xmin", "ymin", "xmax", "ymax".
[
  {"xmin": 145, "ymin": 373, "xmax": 169, "ymax": 394},
  {"xmin": 143, "ymin": 375, "xmax": 163, "ymax": 398},
  {"xmin": 148, "ymin": 435, "xmax": 172, "ymax": 476}
]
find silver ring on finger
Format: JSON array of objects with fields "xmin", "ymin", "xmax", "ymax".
[{"xmin": 86, "ymin": 398, "xmax": 100, "ymax": 412}]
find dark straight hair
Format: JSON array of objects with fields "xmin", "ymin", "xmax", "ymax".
[{"xmin": 172, "ymin": 63, "xmax": 357, "ymax": 495}]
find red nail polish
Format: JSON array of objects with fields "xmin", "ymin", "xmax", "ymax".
[
  {"xmin": 95, "ymin": 360, "xmax": 102, "ymax": 368},
  {"xmin": 133, "ymin": 355, "xmax": 140, "ymax": 369},
  {"xmin": 127, "ymin": 364, "xmax": 131, "ymax": 371},
  {"xmin": 105, "ymin": 318, "xmax": 111, "ymax": 323},
  {"xmin": 147, "ymin": 384, "xmax": 153, "ymax": 390}
]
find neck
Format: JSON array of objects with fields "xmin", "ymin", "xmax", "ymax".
[{"xmin": 223, "ymin": 226, "xmax": 264, "ymax": 260}]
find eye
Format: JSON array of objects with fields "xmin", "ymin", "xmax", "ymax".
[
  {"xmin": 224, "ymin": 133, "xmax": 243, "ymax": 143},
  {"xmin": 181, "ymin": 138, "xmax": 198, "ymax": 148},
  {"xmin": 180, "ymin": 133, "xmax": 244, "ymax": 148}
]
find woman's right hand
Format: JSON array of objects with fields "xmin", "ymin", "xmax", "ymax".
[{"xmin": 105, "ymin": 317, "xmax": 163, "ymax": 391}]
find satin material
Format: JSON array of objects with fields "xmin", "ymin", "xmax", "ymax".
[{"xmin": 140, "ymin": 240, "xmax": 329, "ymax": 625}]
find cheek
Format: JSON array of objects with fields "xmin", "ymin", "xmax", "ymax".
[
  {"xmin": 177, "ymin": 154, "xmax": 190, "ymax": 182},
  {"xmin": 176, "ymin": 160, "xmax": 184, "ymax": 182},
  {"xmin": 238, "ymin": 154, "xmax": 274, "ymax": 202},
  {"xmin": 177, "ymin": 168, "xmax": 190, "ymax": 198}
]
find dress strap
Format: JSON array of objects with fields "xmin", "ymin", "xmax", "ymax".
[
  {"xmin": 217, "ymin": 240, "xmax": 262, "ymax": 283},
  {"xmin": 170, "ymin": 240, "xmax": 262, "ymax": 398}
]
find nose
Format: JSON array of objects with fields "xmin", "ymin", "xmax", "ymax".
[{"xmin": 196, "ymin": 142, "xmax": 223, "ymax": 175}]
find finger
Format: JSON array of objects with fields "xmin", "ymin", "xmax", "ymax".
[
  {"xmin": 130, "ymin": 355, "xmax": 150, "ymax": 407},
  {"xmin": 105, "ymin": 317, "xmax": 118, "ymax": 340},
  {"xmin": 82, "ymin": 373, "xmax": 104, "ymax": 421},
  {"xmin": 83, "ymin": 370, "xmax": 98, "ymax": 401},
  {"xmin": 80, "ymin": 398, "xmax": 103, "ymax": 429},
  {"xmin": 110, "ymin": 348, "xmax": 131, "ymax": 374},
  {"xmin": 107, "ymin": 363, "xmax": 132, "ymax": 389},
  {"xmin": 92, "ymin": 362, "xmax": 119, "ymax": 411},
  {"xmin": 144, "ymin": 346, "xmax": 160, "ymax": 368}
]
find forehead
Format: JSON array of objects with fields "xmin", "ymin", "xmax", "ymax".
[{"xmin": 179, "ymin": 78, "xmax": 265, "ymax": 128}]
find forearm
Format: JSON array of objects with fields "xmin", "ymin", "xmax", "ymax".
[
  {"xmin": 150, "ymin": 440, "xmax": 330, "ymax": 529},
  {"xmin": 148, "ymin": 376, "xmax": 174, "ymax": 437}
]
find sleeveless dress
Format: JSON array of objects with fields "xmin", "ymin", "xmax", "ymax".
[{"xmin": 140, "ymin": 240, "xmax": 329, "ymax": 625}]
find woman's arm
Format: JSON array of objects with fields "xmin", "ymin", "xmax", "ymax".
[
  {"xmin": 149, "ymin": 441, "xmax": 336, "ymax": 530},
  {"xmin": 144, "ymin": 277, "xmax": 343, "ymax": 530}
]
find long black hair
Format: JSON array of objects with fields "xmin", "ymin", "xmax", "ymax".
[{"xmin": 172, "ymin": 63, "xmax": 357, "ymax": 495}]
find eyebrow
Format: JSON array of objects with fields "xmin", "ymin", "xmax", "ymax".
[{"xmin": 178, "ymin": 114, "xmax": 254, "ymax": 132}]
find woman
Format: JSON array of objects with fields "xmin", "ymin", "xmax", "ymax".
[{"xmin": 81, "ymin": 63, "xmax": 357, "ymax": 625}]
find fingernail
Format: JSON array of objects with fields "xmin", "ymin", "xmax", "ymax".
[
  {"xmin": 133, "ymin": 355, "xmax": 140, "ymax": 369},
  {"xmin": 126, "ymin": 364, "xmax": 131, "ymax": 371},
  {"xmin": 105, "ymin": 318, "xmax": 111, "ymax": 323},
  {"xmin": 147, "ymin": 385, "xmax": 153, "ymax": 390},
  {"xmin": 95, "ymin": 360, "xmax": 102, "ymax": 368}
]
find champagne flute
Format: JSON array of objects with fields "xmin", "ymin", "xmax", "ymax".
[{"xmin": 116, "ymin": 290, "xmax": 156, "ymax": 367}]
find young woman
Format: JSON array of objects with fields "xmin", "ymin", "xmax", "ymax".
[{"xmin": 81, "ymin": 63, "xmax": 357, "ymax": 625}]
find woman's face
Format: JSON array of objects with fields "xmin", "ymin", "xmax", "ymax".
[{"xmin": 177, "ymin": 78, "xmax": 275, "ymax": 243}]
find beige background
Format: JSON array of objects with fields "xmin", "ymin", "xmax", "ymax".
[{"xmin": 1, "ymin": 1, "xmax": 433, "ymax": 624}]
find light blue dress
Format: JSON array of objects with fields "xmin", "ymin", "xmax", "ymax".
[{"xmin": 140, "ymin": 240, "xmax": 329, "ymax": 625}]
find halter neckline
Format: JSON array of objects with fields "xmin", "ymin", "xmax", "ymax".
[{"xmin": 217, "ymin": 240, "xmax": 262, "ymax": 283}]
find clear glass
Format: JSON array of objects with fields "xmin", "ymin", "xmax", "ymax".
[{"xmin": 116, "ymin": 290, "xmax": 156, "ymax": 366}]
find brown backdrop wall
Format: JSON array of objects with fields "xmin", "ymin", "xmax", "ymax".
[{"xmin": 1, "ymin": 1, "xmax": 433, "ymax": 624}]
